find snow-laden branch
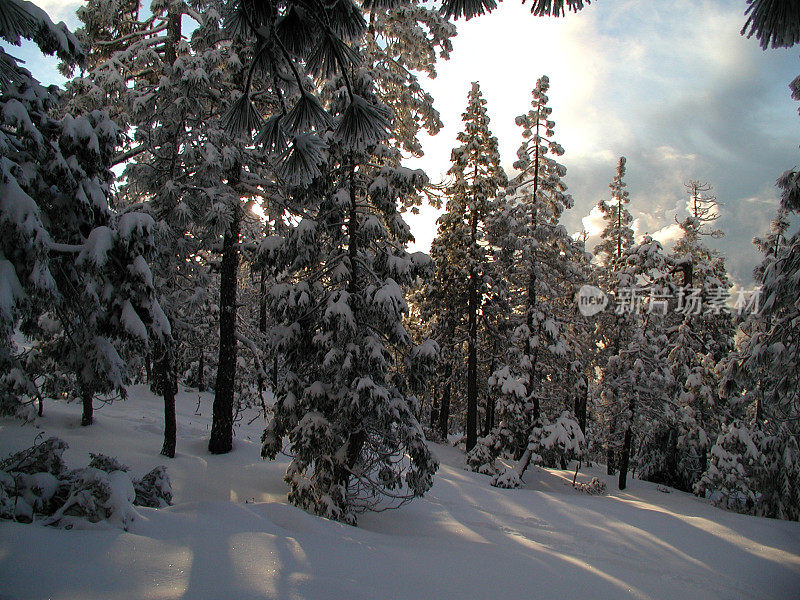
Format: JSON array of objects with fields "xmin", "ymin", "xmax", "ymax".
[{"xmin": 234, "ymin": 331, "xmax": 267, "ymax": 379}]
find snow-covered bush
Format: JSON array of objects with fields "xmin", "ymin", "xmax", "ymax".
[
  {"xmin": 573, "ymin": 477, "xmax": 607, "ymax": 495},
  {"xmin": 465, "ymin": 434, "xmax": 503, "ymax": 475},
  {"xmin": 0, "ymin": 436, "xmax": 172, "ymax": 529},
  {"xmin": 697, "ymin": 422, "xmax": 800, "ymax": 520}
]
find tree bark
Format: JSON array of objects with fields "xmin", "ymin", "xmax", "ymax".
[
  {"xmin": 606, "ymin": 417, "xmax": 617, "ymax": 475},
  {"xmin": 209, "ymin": 178, "xmax": 241, "ymax": 455},
  {"xmin": 466, "ymin": 209, "xmax": 479, "ymax": 451},
  {"xmin": 618, "ymin": 391, "xmax": 635, "ymax": 490},
  {"xmin": 438, "ymin": 362, "xmax": 452, "ymax": 440},
  {"xmin": 575, "ymin": 374, "xmax": 588, "ymax": 434},
  {"xmin": 156, "ymin": 344, "xmax": 177, "ymax": 458},
  {"xmin": 81, "ymin": 392, "xmax": 93, "ymax": 426}
]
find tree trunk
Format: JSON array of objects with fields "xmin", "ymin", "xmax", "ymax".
[
  {"xmin": 618, "ymin": 424, "xmax": 632, "ymax": 490},
  {"xmin": 144, "ymin": 352, "xmax": 152, "ymax": 385},
  {"xmin": 466, "ymin": 206, "xmax": 480, "ymax": 451},
  {"xmin": 81, "ymin": 392, "xmax": 93, "ymax": 426},
  {"xmin": 606, "ymin": 416, "xmax": 617, "ymax": 475},
  {"xmin": 197, "ymin": 348, "xmax": 205, "ymax": 392},
  {"xmin": 438, "ymin": 363, "xmax": 451, "ymax": 440},
  {"xmin": 619, "ymin": 389, "xmax": 636, "ymax": 490},
  {"xmin": 156, "ymin": 344, "xmax": 177, "ymax": 458},
  {"xmin": 209, "ymin": 180, "xmax": 241, "ymax": 455},
  {"xmin": 575, "ymin": 375, "xmax": 588, "ymax": 434}
]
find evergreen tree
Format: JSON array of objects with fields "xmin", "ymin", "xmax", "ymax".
[
  {"xmin": 432, "ymin": 82, "xmax": 506, "ymax": 451},
  {"xmin": 708, "ymin": 177, "xmax": 800, "ymax": 519},
  {"xmin": 467, "ymin": 76, "xmax": 583, "ymax": 482},
  {"xmin": 592, "ymin": 156, "xmax": 636, "ymax": 475},
  {"xmin": 0, "ymin": 0, "xmax": 168, "ymax": 421},
  {"xmin": 593, "ymin": 156, "xmax": 634, "ymax": 268},
  {"xmin": 645, "ymin": 181, "xmax": 734, "ymax": 491},
  {"xmin": 260, "ymin": 84, "xmax": 439, "ymax": 523}
]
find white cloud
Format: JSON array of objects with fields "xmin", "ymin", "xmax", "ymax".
[
  {"xmin": 34, "ymin": 0, "xmax": 83, "ymax": 26},
  {"xmin": 650, "ymin": 223, "xmax": 684, "ymax": 249}
]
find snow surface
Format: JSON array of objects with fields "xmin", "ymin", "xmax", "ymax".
[{"xmin": 1, "ymin": 385, "xmax": 799, "ymax": 600}]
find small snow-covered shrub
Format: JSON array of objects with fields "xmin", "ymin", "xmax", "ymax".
[
  {"xmin": 133, "ymin": 466, "xmax": 173, "ymax": 508},
  {"xmin": 491, "ymin": 469, "xmax": 522, "ymax": 489},
  {"xmin": 465, "ymin": 435, "xmax": 501, "ymax": 475},
  {"xmin": 573, "ymin": 477, "xmax": 607, "ymax": 495},
  {"xmin": 0, "ymin": 437, "xmax": 172, "ymax": 529}
]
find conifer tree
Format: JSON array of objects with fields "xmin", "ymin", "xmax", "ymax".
[
  {"xmin": 648, "ymin": 182, "xmax": 734, "ymax": 490},
  {"xmin": 259, "ymin": 80, "xmax": 439, "ymax": 524},
  {"xmin": 467, "ymin": 76, "xmax": 583, "ymax": 483},
  {"xmin": 594, "ymin": 156, "xmax": 634, "ymax": 268},
  {"xmin": 707, "ymin": 177, "xmax": 800, "ymax": 519},
  {"xmin": 0, "ymin": 0, "xmax": 168, "ymax": 421},
  {"xmin": 431, "ymin": 82, "xmax": 507, "ymax": 451},
  {"xmin": 592, "ymin": 156, "xmax": 636, "ymax": 474}
]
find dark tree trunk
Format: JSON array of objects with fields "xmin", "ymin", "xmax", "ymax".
[
  {"xmin": 81, "ymin": 392, "xmax": 93, "ymax": 426},
  {"xmin": 618, "ymin": 425, "xmax": 632, "ymax": 490},
  {"xmin": 144, "ymin": 352, "xmax": 152, "ymax": 385},
  {"xmin": 438, "ymin": 362, "xmax": 452, "ymax": 440},
  {"xmin": 575, "ymin": 375, "xmax": 588, "ymax": 434},
  {"xmin": 156, "ymin": 344, "xmax": 177, "ymax": 458},
  {"xmin": 197, "ymin": 348, "xmax": 205, "ymax": 392},
  {"xmin": 606, "ymin": 418, "xmax": 617, "ymax": 475},
  {"xmin": 209, "ymin": 180, "xmax": 241, "ymax": 455},
  {"xmin": 466, "ymin": 207, "xmax": 480, "ymax": 452},
  {"xmin": 618, "ymin": 390, "xmax": 636, "ymax": 490}
]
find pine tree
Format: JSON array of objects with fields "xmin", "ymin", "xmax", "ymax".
[
  {"xmin": 68, "ymin": 0, "xmax": 280, "ymax": 454},
  {"xmin": 467, "ymin": 76, "xmax": 583, "ymax": 482},
  {"xmin": 433, "ymin": 82, "xmax": 506, "ymax": 451},
  {"xmin": 592, "ymin": 156, "xmax": 636, "ymax": 475},
  {"xmin": 0, "ymin": 0, "xmax": 169, "ymax": 421},
  {"xmin": 260, "ymin": 84, "xmax": 439, "ymax": 524},
  {"xmin": 648, "ymin": 181, "xmax": 735, "ymax": 491},
  {"xmin": 708, "ymin": 177, "xmax": 800, "ymax": 519},
  {"xmin": 250, "ymin": 4, "xmax": 450, "ymax": 523},
  {"xmin": 594, "ymin": 156, "xmax": 634, "ymax": 268}
]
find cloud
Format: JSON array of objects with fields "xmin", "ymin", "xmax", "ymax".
[
  {"xmin": 408, "ymin": 1, "xmax": 798, "ymax": 290},
  {"xmin": 651, "ymin": 223, "xmax": 684, "ymax": 249},
  {"xmin": 34, "ymin": 1, "xmax": 82, "ymax": 26}
]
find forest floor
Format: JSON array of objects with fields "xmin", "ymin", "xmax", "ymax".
[{"xmin": 1, "ymin": 385, "xmax": 799, "ymax": 600}]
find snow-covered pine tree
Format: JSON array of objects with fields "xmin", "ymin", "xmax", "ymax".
[
  {"xmin": 594, "ymin": 156, "xmax": 634, "ymax": 268},
  {"xmin": 229, "ymin": 1, "xmax": 449, "ymax": 523},
  {"xmin": 0, "ymin": 0, "xmax": 169, "ymax": 422},
  {"xmin": 594, "ymin": 235, "xmax": 673, "ymax": 489},
  {"xmin": 68, "ymin": 0, "xmax": 280, "ymax": 454},
  {"xmin": 649, "ymin": 181, "xmax": 734, "ymax": 491},
  {"xmin": 591, "ymin": 156, "xmax": 636, "ymax": 474},
  {"xmin": 432, "ymin": 82, "xmax": 506, "ymax": 451},
  {"xmin": 260, "ymin": 71, "xmax": 438, "ymax": 523},
  {"xmin": 467, "ymin": 76, "xmax": 584, "ymax": 483},
  {"xmin": 706, "ymin": 175, "xmax": 800, "ymax": 519}
]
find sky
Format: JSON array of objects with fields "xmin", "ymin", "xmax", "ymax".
[
  {"xmin": 10, "ymin": 0, "xmax": 800, "ymax": 288},
  {"xmin": 401, "ymin": 0, "xmax": 799, "ymax": 289}
]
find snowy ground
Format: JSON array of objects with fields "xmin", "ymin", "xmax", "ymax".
[{"xmin": 1, "ymin": 386, "xmax": 799, "ymax": 600}]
